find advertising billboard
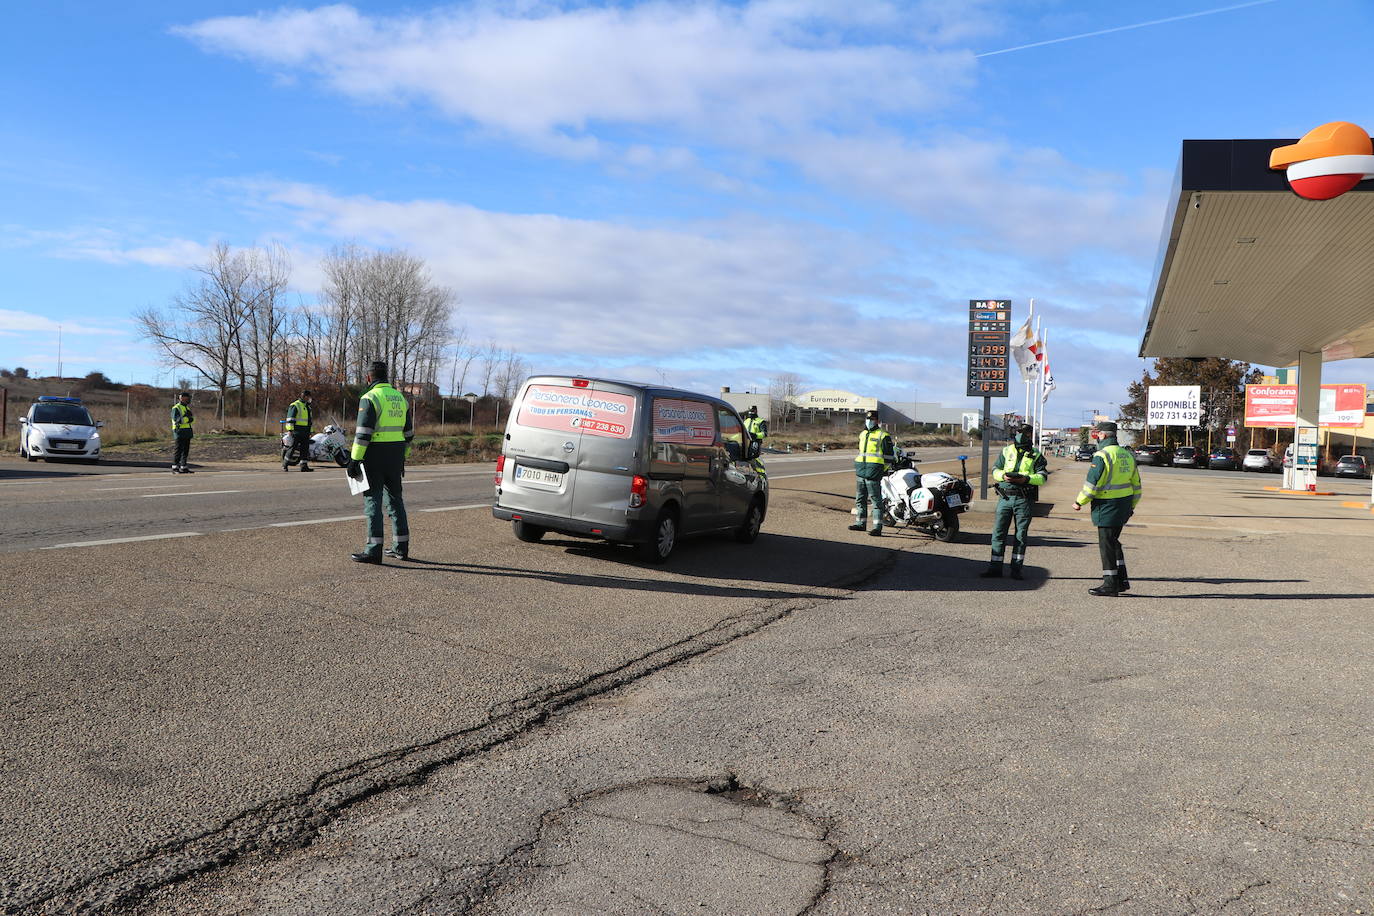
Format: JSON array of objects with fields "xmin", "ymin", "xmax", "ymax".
[
  {"xmin": 1146, "ymin": 385, "xmax": 1201, "ymax": 425},
  {"xmin": 1243, "ymin": 383, "xmax": 1368, "ymax": 428}
]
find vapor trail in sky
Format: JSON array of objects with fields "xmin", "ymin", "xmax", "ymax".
[{"xmin": 976, "ymin": 0, "xmax": 1280, "ymax": 58}]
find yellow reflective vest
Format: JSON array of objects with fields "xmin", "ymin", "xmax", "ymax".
[
  {"xmin": 171, "ymin": 402, "xmax": 193, "ymax": 432},
  {"xmin": 1075, "ymin": 444, "xmax": 1141, "ymax": 506},
  {"xmin": 286, "ymin": 399, "xmax": 311, "ymax": 430},
  {"xmin": 351, "ymin": 382, "xmax": 410, "ymax": 460}
]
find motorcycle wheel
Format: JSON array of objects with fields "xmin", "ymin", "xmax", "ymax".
[
  {"xmin": 334, "ymin": 449, "xmax": 349, "ymax": 468},
  {"xmin": 933, "ymin": 513, "xmax": 959, "ymax": 543}
]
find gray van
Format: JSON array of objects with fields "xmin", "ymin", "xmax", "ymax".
[{"xmin": 493, "ymin": 376, "xmax": 768, "ymax": 562}]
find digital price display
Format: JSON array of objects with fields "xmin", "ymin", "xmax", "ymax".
[{"xmin": 966, "ymin": 299, "xmax": 1011, "ymax": 398}]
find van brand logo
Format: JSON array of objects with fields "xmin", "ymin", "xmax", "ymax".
[
  {"xmin": 1270, "ymin": 121, "xmax": 1374, "ymax": 200},
  {"xmin": 562, "ymin": 441, "xmax": 575, "ymax": 453}
]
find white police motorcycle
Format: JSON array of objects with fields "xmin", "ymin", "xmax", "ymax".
[
  {"xmin": 879, "ymin": 448, "xmax": 973, "ymax": 542},
  {"xmin": 281, "ymin": 423, "xmax": 350, "ymax": 468}
]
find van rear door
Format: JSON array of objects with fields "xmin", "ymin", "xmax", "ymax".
[
  {"xmin": 503, "ymin": 378, "xmax": 591, "ymax": 520},
  {"xmin": 561, "ymin": 381, "xmax": 644, "ymax": 532}
]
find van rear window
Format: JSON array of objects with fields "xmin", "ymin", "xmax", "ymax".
[
  {"xmin": 652, "ymin": 399, "xmax": 715, "ymax": 444},
  {"xmin": 517, "ymin": 384, "xmax": 637, "ymax": 439}
]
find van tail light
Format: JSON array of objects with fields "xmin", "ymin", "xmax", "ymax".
[
  {"xmin": 572, "ymin": 378, "xmax": 590, "ymax": 388},
  {"xmin": 494, "ymin": 454, "xmax": 506, "ymax": 486},
  {"xmin": 629, "ymin": 475, "xmax": 648, "ymax": 508}
]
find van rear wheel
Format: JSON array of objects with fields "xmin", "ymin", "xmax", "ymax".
[
  {"xmin": 636, "ymin": 509, "xmax": 678, "ymax": 563},
  {"xmin": 513, "ymin": 520, "xmax": 546, "ymax": 543}
]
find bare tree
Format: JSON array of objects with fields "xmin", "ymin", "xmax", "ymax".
[
  {"xmin": 493, "ymin": 350, "xmax": 530, "ymax": 400},
  {"xmin": 138, "ymin": 242, "xmax": 282, "ymax": 419},
  {"xmin": 768, "ymin": 372, "xmax": 803, "ymax": 432}
]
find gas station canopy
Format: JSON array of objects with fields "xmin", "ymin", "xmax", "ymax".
[{"xmin": 1140, "ymin": 138, "xmax": 1374, "ymax": 367}]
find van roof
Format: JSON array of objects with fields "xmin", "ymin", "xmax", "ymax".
[{"xmin": 523, "ymin": 376, "xmax": 739, "ymax": 411}]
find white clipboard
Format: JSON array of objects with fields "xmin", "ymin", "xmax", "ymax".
[{"xmin": 346, "ymin": 464, "xmax": 370, "ymax": 496}]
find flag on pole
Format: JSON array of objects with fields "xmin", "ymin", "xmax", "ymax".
[
  {"xmin": 1011, "ymin": 317, "xmax": 1038, "ymax": 382},
  {"xmin": 1042, "ymin": 354, "xmax": 1057, "ymax": 402}
]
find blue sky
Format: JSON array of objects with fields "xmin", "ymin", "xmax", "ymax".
[{"xmin": 3, "ymin": 0, "xmax": 1373, "ymax": 425}]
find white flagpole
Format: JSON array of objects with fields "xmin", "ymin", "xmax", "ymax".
[
  {"xmin": 1023, "ymin": 300, "xmax": 1035, "ymax": 428},
  {"xmin": 1037, "ymin": 328, "xmax": 1048, "ymax": 448},
  {"xmin": 1033, "ymin": 314, "xmax": 1042, "ymax": 436}
]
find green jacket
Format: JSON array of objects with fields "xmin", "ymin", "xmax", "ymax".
[
  {"xmin": 855, "ymin": 427, "xmax": 895, "ymax": 480},
  {"xmin": 1076, "ymin": 438, "xmax": 1141, "ymax": 527},
  {"xmin": 992, "ymin": 442, "xmax": 1047, "ymax": 500}
]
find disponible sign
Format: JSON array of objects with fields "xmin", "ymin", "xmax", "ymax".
[
  {"xmin": 1244, "ymin": 383, "xmax": 1368, "ymax": 428},
  {"xmin": 1146, "ymin": 385, "xmax": 1201, "ymax": 425}
]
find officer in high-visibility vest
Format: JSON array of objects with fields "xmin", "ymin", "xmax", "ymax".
[
  {"xmin": 981, "ymin": 424, "xmax": 1048, "ymax": 580},
  {"xmin": 1074, "ymin": 421, "xmax": 1142, "ymax": 596},
  {"xmin": 170, "ymin": 391, "xmax": 195, "ymax": 474},
  {"xmin": 347, "ymin": 361, "xmax": 414, "ymax": 563},
  {"xmin": 743, "ymin": 406, "xmax": 768, "ymax": 479},
  {"xmin": 283, "ymin": 389, "xmax": 314, "ymax": 472},
  {"xmin": 849, "ymin": 409, "xmax": 894, "ymax": 537}
]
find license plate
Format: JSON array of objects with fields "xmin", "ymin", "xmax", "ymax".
[
  {"xmin": 53, "ymin": 443, "xmax": 79, "ymax": 450},
  {"xmin": 514, "ymin": 465, "xmax": 564, "ymax": 489},
  {"xmin": 946, "ymin": 494, "xmax": 961, "ymax": 507}
]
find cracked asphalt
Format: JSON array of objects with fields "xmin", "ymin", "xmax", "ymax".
[{"xmin": 4, "ymin": 456, "xmax": 1373, "ymax": 914}]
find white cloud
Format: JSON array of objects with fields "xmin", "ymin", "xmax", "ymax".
[
  {"xmin": 174, "ymin": 3, "xmax": 976, "ymax": 142},
  {"xmin": 0, "ymin": 309, "xmax": 125, "ymax": 337}
]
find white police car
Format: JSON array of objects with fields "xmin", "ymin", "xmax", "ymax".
[{"xmin": 18, "ymin": 396, "xmax": 103, "ymax": 462}]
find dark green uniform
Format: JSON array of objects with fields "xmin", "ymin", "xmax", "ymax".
[
  {"xmin": 351, "ymin": 382, "xmax": 413, "ymax": 558},
  {"xmin": 988, "ymin": 440, "xmax": 1047, "ymax": 574},
  {"xmin": 744, "ymin": 413, "xmax": 768, "ymax": 479},
  {"xmin": 1075, "ymin": 436, "xmax": 1142, "ymax": 593},
  {"xmin": 284, "ymin": 398, "xmax": 312, "ymax": 469},
  {"xmin": 850, "ymin": 424, "xmax": 894, "ymax": 534},
  {"xmin": 171, "ymin": 400, "xmax": 193, "ymax": 472}
]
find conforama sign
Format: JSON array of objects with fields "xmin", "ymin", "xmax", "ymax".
[{"xmin": 1270, "ymin": 122, "xmax": 1374, "ymax": 200}]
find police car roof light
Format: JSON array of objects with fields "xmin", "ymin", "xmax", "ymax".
[{"xmin": 37, "ymin": 396, "xmax": 83, "ymax": 403}]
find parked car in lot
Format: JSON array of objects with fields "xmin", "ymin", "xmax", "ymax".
[
  {"xmin": 1133, "ymin": 444, "xmax": 1172, "ymax": 466},
  {"xmin": 1208, "ymin": 447, "xmax": 1240, "ymax": 470},
  {"xmin": 1242, "ymin": 448, "xmax": 1279, "ymax": 473},
  {"xmin": 1172, "ymin": 446, "xmax": 1204, "ymax": 468},
  {"xmin": 1333, "ymin": 455, "xmax": 1371, "ymax": 479},
  {"xmin": 1074, "ymin": 444, "xmax": 1095, "ymax": 462}
]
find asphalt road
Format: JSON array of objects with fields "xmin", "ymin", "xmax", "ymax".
[{"xmin": 6, "ymin": 450, "xmax": 1370, "ymax": 914}]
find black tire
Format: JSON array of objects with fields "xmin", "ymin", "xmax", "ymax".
[
  {"xmin": 933, "ymin": 513, "xmax": 959, "ymax": 542},
  {"xmin": 734, "ymin": 499, "xmax": 764, "ymax": 544},
  {"xmin": 636, "ymin": 508, "xmax": 679, "ymax": 563},
  {"xmin": 334, "ymin": 450, "xmax": 349, "ymax": 468},
  {"xmin": 513, "ymin": 519, "xmax": 546, "ymax": 543}
]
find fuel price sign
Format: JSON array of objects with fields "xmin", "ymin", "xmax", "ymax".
[{"xmin": 966, "ymin": 299, "xmax": 1011, "ymax": 398}]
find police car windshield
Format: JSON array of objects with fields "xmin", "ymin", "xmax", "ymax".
[{"xmin": 32, "ymin": 403, "xmax": 93, "ymax": 425}]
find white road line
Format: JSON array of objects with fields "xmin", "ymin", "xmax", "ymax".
[
  {"xmin": 270, "ymin": 515, "xmax": 363, "ymax": 527},
  {"xmin": 141, "ymin": 489, "xmax": 242, "ymax": 498},
  {"xmin": 420, "ymin": 503, "xmax": 490, "ymax": 513},
  {"xmin": 44, "ymin": 532, "xmax": 202, "ymax": 549},
  {"xmin": 94, "ymin": 484, "xmax": 196, "ymax": 492}
]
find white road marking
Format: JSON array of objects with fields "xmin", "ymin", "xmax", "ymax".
[
  {"xmin": 420, "ymin": 503, "xmax": 490, "ymax": 513},
  {"xmin": 44, "ymin": 532, "xmax": 202, "ymax": 549},
  {"xmin": 141, "ymin": 489, "xmax": 242, "ymax": 498},
  {"xmin": 94, "ymin": 484, "xmax": 196, "ymax": 491},
  {"xmin": 270, "ymin": 515, "xmax": 363, "ymax": 527}
]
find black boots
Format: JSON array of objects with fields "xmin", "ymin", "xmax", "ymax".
[
  {"xmin": 350, "ymin": 550, "xmax": 382, "ymax": 564},
  {"xmin": 1088, "ymin": 576, "xmax": 1121, "ymax": 597},
  {"xmin": 1009, "ymin": 565, "xmax": 1024, "ymax": 580}
]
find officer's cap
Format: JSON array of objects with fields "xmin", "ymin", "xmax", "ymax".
[
  {"xmin": 864, "ymin": 409, "xmax": 879, "ymax": 420},
  {"xmin": 1017, "ymin": 423, "xmax": 1034, "ymax": 436},
  {"xmin": 1095, "ymin": 420, "xmax": 1118, "ymax": 433}
]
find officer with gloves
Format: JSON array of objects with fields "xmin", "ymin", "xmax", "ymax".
[
  {"xmin": 849, "ymin": 409, "xmax": 894, "ymax": 537},
  {"xmin": 980, "ymin": 424, "xmax": 1047, "ymax": 580},
  {"xmin": 283, "ymin": 389, "xmax": 314, "ymax": 472},
  {"xmin": 347, "ymin": 361, "xmax": 414, "ymax": 563},
  {"xmin": 170, "ymin": 390, "xmax": 194, "ymax": 474},
  {"xmin": 1074, "ymin": 420, "xmax": 1142, "ymax": 596}
]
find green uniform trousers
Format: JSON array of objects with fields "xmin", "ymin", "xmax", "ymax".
[
  {"xmin": 854, "ymin": 476, "xmax": 883, "ymax": 530},
  {"xmin": 362, "ymin": 442, "xmax": 409, "ymax": 551},
  {"xmin": 1097, "ymin": 524, "xmax": 1127, "ymax": 584},
  {"xmin": 990, "ymin": 494, "xmax": 1033, "ymax": 567}
]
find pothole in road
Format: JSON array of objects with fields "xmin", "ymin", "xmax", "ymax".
[{"xmin": 465, "ymin": 774, "xmax": 838, "ymax": 915}]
